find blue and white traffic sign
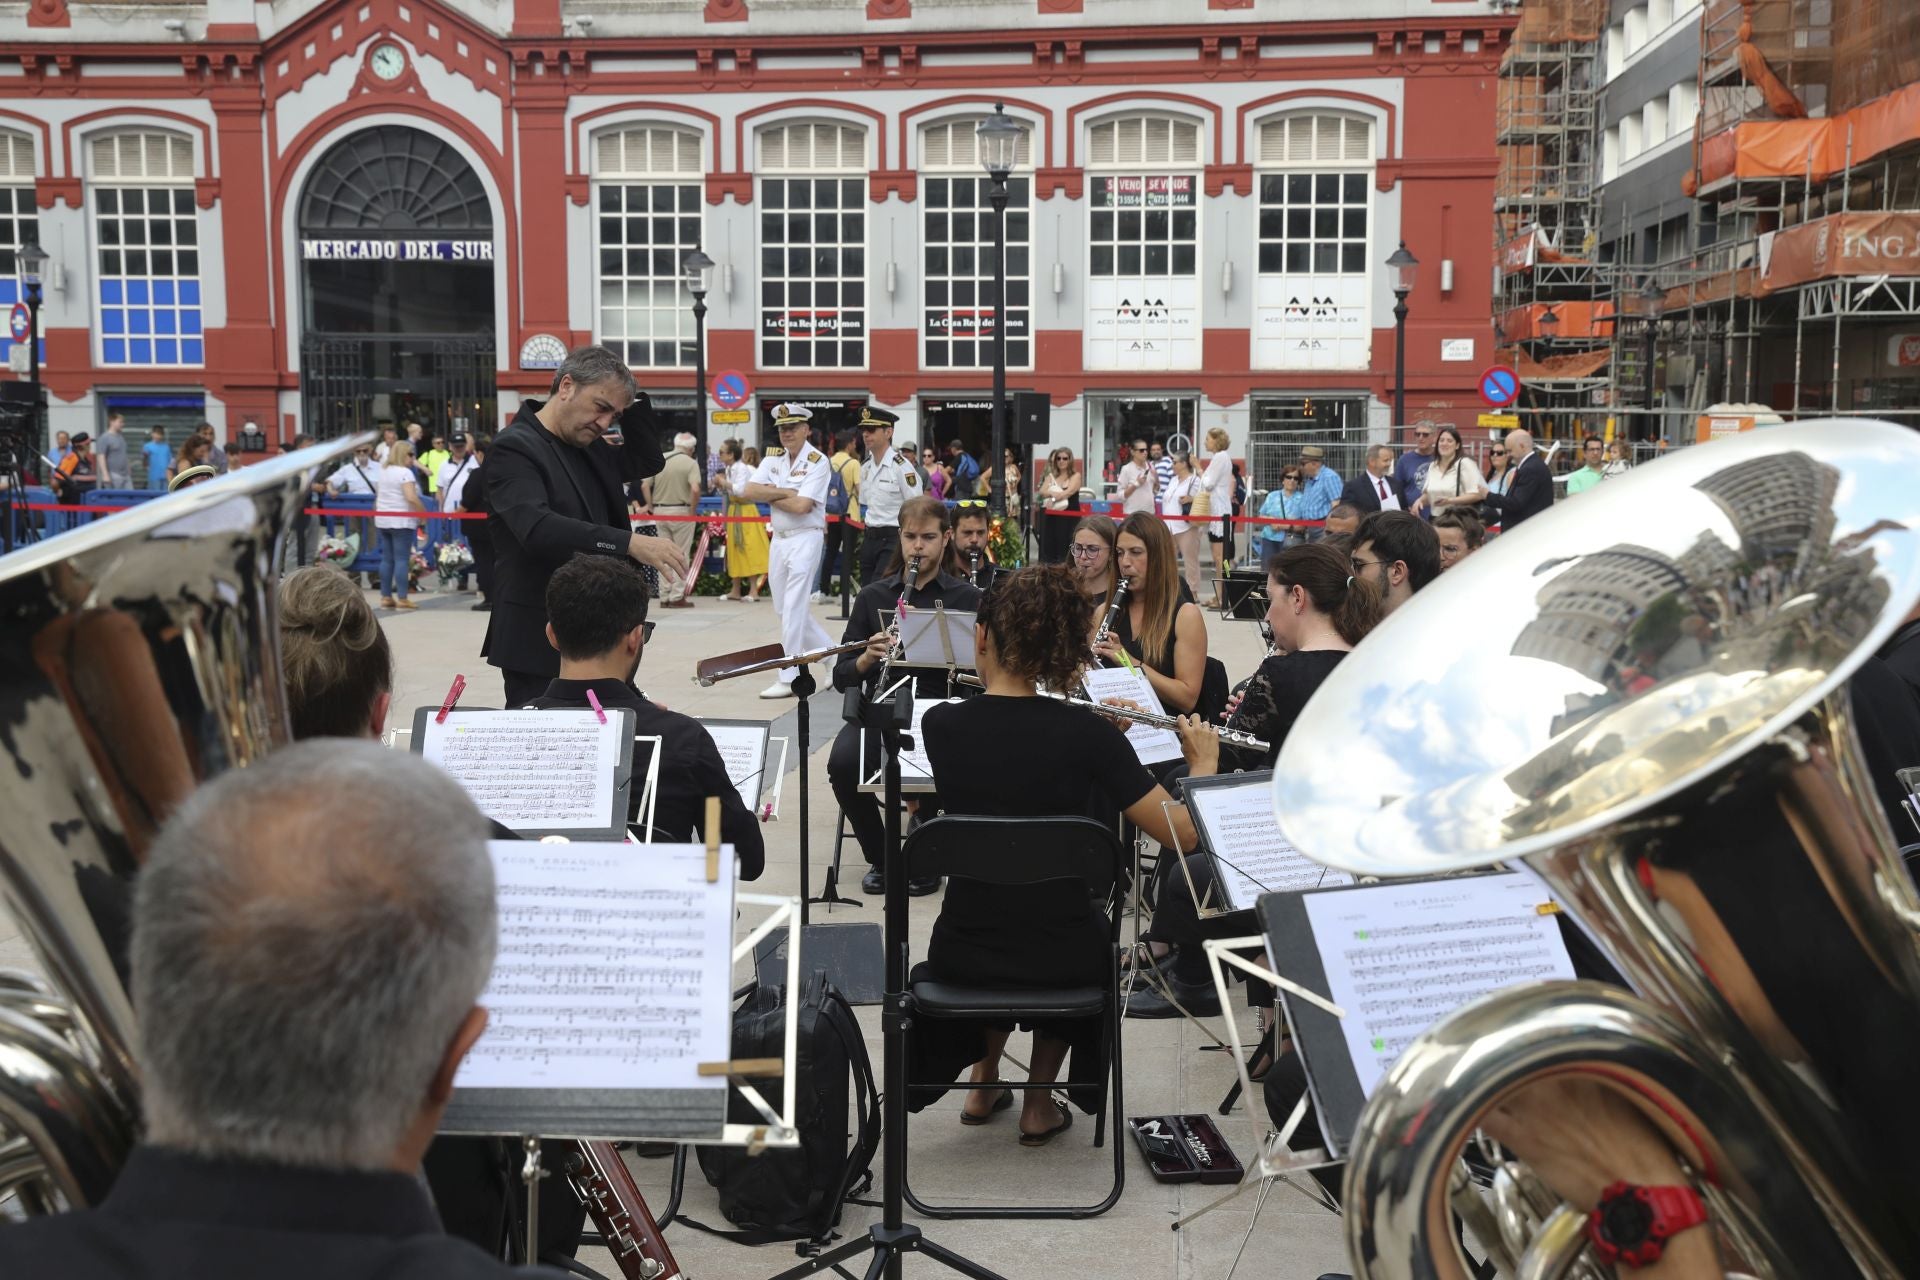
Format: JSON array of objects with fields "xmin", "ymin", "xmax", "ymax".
[
  {"xmin": 7, "ymin": 303, "xmax": 28, "ymax": 344},
  {"xmin": 711, "ymin": 370, "xmax": 753, "ymax": 410},
  {"xmin": 1478, "ymin": 365, "xmax": 1520, "ymax": 408}
]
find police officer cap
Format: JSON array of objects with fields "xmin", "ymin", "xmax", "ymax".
[
  {"xmin": 857, "ymin": 406, "xmax": 899, "ymax": 431},
  {"xmin": 772, "ymin": 403, "xmax": 814, "ymax": 427}
]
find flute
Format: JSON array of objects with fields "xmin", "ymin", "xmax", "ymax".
[{"xmin": 955, "ymin": 675, "xmax": 1271, "ymax": 754}]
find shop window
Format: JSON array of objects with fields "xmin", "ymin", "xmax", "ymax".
[
  {"xmin": 1253, "ymin": 113, "xmax": 1375, "ymax": 371},
  {"xmin": 594, "ymin": 126, "xmax": 704, "ymax": 370},
  {"xmin": 89, "ymin": 132, "xmax": 202, "ymax": 368},
  {"xmin": 0, "ymin": 131, "xmax": 37, "ymax": 314},
  {"xmin": 757, "ymin": 122, "xmax": 867, "ymax": 370},
  {"xmin": 1083, "ymin": 114, "xmax": 1203, "ymax": 372},
  {"xmin": 920, "ymin": 119, "xmax": 1032, "ymax": 371}
]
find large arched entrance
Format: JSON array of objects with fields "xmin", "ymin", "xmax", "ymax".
[{"xmin": 297, "ymin": 125, "xmax": 497, "ymax": 439}]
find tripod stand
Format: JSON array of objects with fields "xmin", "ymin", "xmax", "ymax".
[{"xmin": 766, "ymin": 684, "xmax": 1009, "ymax": 1280}]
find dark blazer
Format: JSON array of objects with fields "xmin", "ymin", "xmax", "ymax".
[
  {"xmin": 527, "ymin": 677, "xmax": 766, "ymax": 879},
  {"xmin": 481, "ymin": 401, "xmax": 635, "ymax": 679},
  {"xmin": 1340, "ymin": 470, "xmax": 1395, "ymax": 514},
  {"xmin": 1485, "ymin": 453, "xmax": 1554, "ymax": 527},
  {"xmin": 0, "ymin": 1146, "xmax": 541, "ymax": 1279}
]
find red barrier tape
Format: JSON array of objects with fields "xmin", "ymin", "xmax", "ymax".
[
  {"xmin": 13, "ymin": 501, "xmax": 859, "ymax": 526},
  {"xmin": 1038, "ymin": 507, "xmax": 1327, "ymax": 530}
]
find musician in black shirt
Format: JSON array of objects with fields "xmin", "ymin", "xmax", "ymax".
[
  {"xmin": 527, "ymin": 555, "xmax": 763, "ymax": 878},
  {"xmin": 829, "ymin": 496, "xmax": 980, "ymax": 895},
  {"xmin": 915, "ymin": 564, "xmax": 1216, "ymax": 1142},
  {"xmin": 953, "ymin": 500, "xmax": 993, "ymax": 587}
]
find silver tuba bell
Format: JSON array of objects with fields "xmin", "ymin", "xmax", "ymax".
[
  {"xmin": 1276, "ymin": 422, "xmax": 1920, "ymax": 1278},
  {"xmin": 0, "ymin": 440, "xmax": 360, "ymax": 1212}
]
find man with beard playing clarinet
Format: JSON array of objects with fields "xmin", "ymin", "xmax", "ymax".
[
  {"xmin": 953, "ymin": 500, "xmax": 993, "ymax": 587},
  {"xmin": 828, "ymin": 496, "xmax": 981, "ymax": 897}
]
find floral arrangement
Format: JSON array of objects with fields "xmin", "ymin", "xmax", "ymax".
[
  {"xmin": 987, "ymin": 515, "xmax": 1023, "ymax": 569},
  {"xmin": 408, "ymin": 546, "xmax": 432, "ymax": 591},
  {"xmin": 436, "ymin": 540, "xmax": 475, "ymax": 586},
  {"xmin": 317, "ymin": 534, "xmax": 358, "ymax": 567}
]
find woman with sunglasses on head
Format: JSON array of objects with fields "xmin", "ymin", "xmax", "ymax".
[
  {"xmin": 1037, "ymin": 447, "xmax": 1082, "ymax": 565},
  {"xmin": 914, "ymin": 563, "xmax": 1218, "ymax": 1140},
  {"xmin": 1097, "ymin": 512, "xmax": 1208, "ymax": 716},
  {"xmin": 1409, "ymin": 425, "xmax": 1488, "ymax": 519}
]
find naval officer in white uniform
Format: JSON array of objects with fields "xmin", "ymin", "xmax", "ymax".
[{"xmin": 742, "ymin": 403, "xmax": 837, "ymax": 698}]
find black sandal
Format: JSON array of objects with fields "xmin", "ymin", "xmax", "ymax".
[
  {"xmin": 1018, "ymin": 1100, "xmax": 1073, "ymax": 1147},
  {"xmin": 960, "ymin": 1088, "xmax": 1015, "ymax": 1126}
]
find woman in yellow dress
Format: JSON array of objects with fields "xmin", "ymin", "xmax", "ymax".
[{"xmin": 714, "ymin": 437, "xmax": 769, "ymax": 602}]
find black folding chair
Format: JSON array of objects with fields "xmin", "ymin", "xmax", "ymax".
[{"xmin": 898, "ymin": 814, "xmax": 1127, "ymax": 1219}]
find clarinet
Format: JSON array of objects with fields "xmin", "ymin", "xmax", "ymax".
[
  {"xmin": 875, "ymin": 554, "xmax": 921, "ymax": 693},
  {"xmin": 968, "ymin": 548, "xmax": 983, "ymax": 587},
  {"xmin": 561, "ymin": 1140, "xmax": 681, "ymax": 1280},
  {"xmin": 1093, "ymin": 577, "xmax": 1130, "ymax": 655}
]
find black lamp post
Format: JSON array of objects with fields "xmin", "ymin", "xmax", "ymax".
[
  {"xmin": 682, "ymin": 249, "xmax": 714, "ymax": 444},
  {"xmin": 1636, "ymin": 278, "xmax": 1662, "ymax": 441},
  {"xmin": 19, "ymin": 236, "xmax": 46, "ymax": 451},
  {"xmin": 977, "ymin": 104, "xmax": 1020, "ymax": 518},
  {"xmin": 1538, "ymin": 305, "xmax": 1561, "ymax": 343},
  {"xmin": 1386, "ymin": 240, "xmax": 1418, "ymax": 427}
]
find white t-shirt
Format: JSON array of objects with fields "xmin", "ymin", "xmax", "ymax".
[
  {"xmin": 374, "ymin": 464, "xmax": 419, "ymax": 530},
  {"xmin": 725, "ymin": 459, "xmax": 753, "ymax": 499},
  {"xmin": 328, "ymin": 459, "xmax": 379, "ymax": 496},
  {"xmin": 1161, "ymin": 473, "xmax": 1197, "ymax": 521},
  {"xmin": 1118, "ymin": 460, "xmax": 1157, "ymax": 515},
  {"xmin": 750, "ymin": 445, "xmax": 833, "ymax": 534},
  {"xmin": 438, "ymin": 455, "xmax": 477, "ymax": 510}
]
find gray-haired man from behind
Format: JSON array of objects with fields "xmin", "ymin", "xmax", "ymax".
[
  {"xmin": 650, "ymin": 430, "xmax": 704, "ymax": 608},
  {"xmin": 0, "ymin": 742, "xmax": 536, "ymax": 1279}
]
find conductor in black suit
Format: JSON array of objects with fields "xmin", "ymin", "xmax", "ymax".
[
  {"xmin": 1482, "ymin": 428, "xmax": 1555, "ymax": 529},
  {"xmin": 1339, "ymin": 443, "xmax": 1402, "ymax": 515},
  {"xmin": 483, "ymin": 345, "xmax": 688, "ymax": 707}
]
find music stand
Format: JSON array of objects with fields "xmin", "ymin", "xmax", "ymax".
[
  {"xmin": 411, "ymin": 706, "xmax": 638, "ymax": 843},
  {"xmin": 696, "ymin": 716, "xmax": 773, "ymax": 816},
  {"xmin": 628, "ymin": 734, "xmax": 663, "ymax": 842}
]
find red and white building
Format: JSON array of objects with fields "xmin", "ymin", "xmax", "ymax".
[{"xmin": 0, "ymin": 0, "xmax": 1512, "ymax": 477}]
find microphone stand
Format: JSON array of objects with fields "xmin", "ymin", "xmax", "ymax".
[{"xmin": 765, "ymin": 680, "xmax": 1010, "ymax": 1280}]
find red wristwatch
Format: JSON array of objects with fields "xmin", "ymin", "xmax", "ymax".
[{"xmin": 1588, "ymin": 1181, "xmax": 1709, "ymax": 1268}]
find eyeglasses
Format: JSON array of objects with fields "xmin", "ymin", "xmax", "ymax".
[
  {"xmin": 1131, "ymin": 446, "xmax": 1147, "ymax": 453},
  {"xmin": 1069, "ymin": 544, "xmax": 1107, "ymax": 559},
  {"xmin": 1414, "ymin": 430, "xmax": 1434, "ymax": 438},
  {"xmin": 1281, "ymin": 472, "xmax": 1301, "ymax": 481},
  {"xmin": 1491, "ymin": 449, "xmax": 1507, "ymax": 456},
  {"xmin": 1350, "ymin": 557, "xmax": 1388, "ymax": 574},
  {"xmin": 640, "ymin": 621, "xmax": 657, "ymax": 643}
]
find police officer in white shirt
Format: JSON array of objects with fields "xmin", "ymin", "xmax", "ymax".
[
  {"xmin": 855, "ymin": 406, "xmax": 917, "ymax": 589},
  {"xmin": 742, "ymin": 404, "xmax": 837, "ymax": 699}
]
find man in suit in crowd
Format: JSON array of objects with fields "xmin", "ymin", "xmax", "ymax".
[
  {"xmin": 0, "ymin": 743, "xmax": 536, "ymax": 1279},
  {"xmin": 1341, "ymin": 444, "xmax": 1402, "ymax": 515},
  {"xmin": 482, "ymin": 345, "xmax": 685, "ymax": 707},
  {"xmin": 1483, "ymin": 428, "xmax": 1555, "ymax": 528}
]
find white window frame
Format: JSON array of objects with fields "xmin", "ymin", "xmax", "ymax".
[
  {"xmin": 755, "ymin": 120, "xmax": 870, "ymax": 372},
  {"xmin": 86, "ymin": 129, "xmax": 203, "ymax": 370},
  {"xmin": 1251, "ymin": 111, "xmax": 1377, "ymax": 372},
  {"xmin": 917, "ymin": 117, "xmax": 1034, "ymax": 374},
  {"xmin": 0, "ymin": 130, "xmax": 38, "ymax": 309},
  {"xmin": 591, "ymin": 125, "xmax": 705, "ymax": 372}
]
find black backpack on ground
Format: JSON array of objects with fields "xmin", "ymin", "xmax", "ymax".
[{"xmin": 689, "ymin": 968, "xmax": 878, "ymax": 1250}]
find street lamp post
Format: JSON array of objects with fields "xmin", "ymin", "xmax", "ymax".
[
  {"xmin": 19, "ymin": 237, "xmax": 47, "ymax": 452},
  {"xmin": 1637, "ymin": 278, "xmax": 1662, "ymax": 442},
  {"xmin": 1386, "ymin": 241, "xmax": 1418, "ymax": 427},
  {"xmin": 977, "ymin": 104, "xmax": 1020, "ymax": 518},
  {"xmin": 682, "ymin": 250, "xmax": 715, "ymax": 446}
]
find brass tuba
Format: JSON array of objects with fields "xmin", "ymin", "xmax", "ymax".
[
  {"xmin": 1275, "ymin": 422, "xmax": 1920, "ymax": 1278},
  {"xmin": 0, "ymin": 440, "xmax": 360, "ymax": 1212}
]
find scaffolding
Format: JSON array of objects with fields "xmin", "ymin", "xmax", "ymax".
[
  {"xmin": 1493, "ymin": 0, "xmax": 1616, "ymax": 445},
  {"xmin": 1605, "ymin": 0, "xmax": 1920, "ymax": 436}
]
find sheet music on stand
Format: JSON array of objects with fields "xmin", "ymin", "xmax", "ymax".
[
  {"xmin": 886, "ymin": 604, "xmax": 977, "ymax": 674},
  {"xmin": 412, "ymin": 707, "xmax": 637, "ymax": 842},
  {"xmin": 698, "ymin": 717, "xmax": 773, "ymax": 816},
  {"xmin": 859, "ymin": 695, "xmax": 948, "ymax": 795},
  {"xmin": 1181, "ymin": 770, "xmax": 1353, "ymax": 917},
  {"xmin": 1257, "ymin": 871, "xmax": 1575, "ymax": 1158},
  {"xmin": 1079, "ymin": 665, "xmax": 1184, "ymax": 765},
  {"xmin": 443, "ymin": 840, "xmax": 739, "ymax": 1140}
]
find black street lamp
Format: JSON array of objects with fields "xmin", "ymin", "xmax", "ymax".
[
  {"xmin": 1538, "ymin": 305, "xmax": 1561, "ymax": 343},
  {"xmin": 977, "ymin": 104, "xmax": 1020, "ymax": 518},
  {"xmin": 1636, "ymin": 277, "xmax": 1662, "ymax": 440},
  {"xmin": 1386, "ymin": 240, "xmax": 1418, "ymax": 427},
  {"xmin": 682, "ymin": 249, "xmax": 715, "ymax": 445},
  {"xmin": 19, "ymin": 236, "xmax": 47, "ymax": 450}
]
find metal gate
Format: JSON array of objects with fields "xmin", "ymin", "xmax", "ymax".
[
  {"xmin": 432, "ymin": 337, "xmax": 494, "ymax": 437},
  {"xmin": 299, "ymin": 337, "xmax": 373, "ymax": 441},
  {"xmin": 298, "ymin": 336, "xmax": 497, "ymax": 441}
]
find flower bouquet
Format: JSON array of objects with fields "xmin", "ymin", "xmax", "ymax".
[
  {"xmin": 408, "ymin": 546, "xmax": 432, "ymax": 592},
  {"xmin": 317, "ymin": 534, "xmax": 359, "ymax": 567},
  {"xmin": 436, "ymin": 540, "xmax": 475, "ymax": 587}
]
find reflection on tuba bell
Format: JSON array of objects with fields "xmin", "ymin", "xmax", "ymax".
[
  {"xmin": 1275, "ymin": 422, "xmax": 1920, "ymax": 1278},
  {"xmin": 0, "ymin": 439, "xmax": 362, "ymax": 1212}
]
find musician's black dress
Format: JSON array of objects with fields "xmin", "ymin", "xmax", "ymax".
[{"xmin": 910, "ymin": 695, "xmax": 1157, "ymax": 1113}]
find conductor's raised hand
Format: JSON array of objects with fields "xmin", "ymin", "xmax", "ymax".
[
  {"xmin": 1176, "ymin": 713, "xmax": 1219, "ymax": 776},
  {"xmin": 627, "ymin": 530, "xmax": 689, "ymax": 580}
]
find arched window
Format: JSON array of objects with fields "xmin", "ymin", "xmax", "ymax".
[
  {"xmin": 88, "ymin": 130, "xmax": 202, "ymax": 368},
  {"xmin": 0, "ymin": 130, "xmax": 38, "ymax": 320},
  {"xmin": 757, "ymin": 121, "xmax": 867, "ymax": 371},
  {"xmin": 594, "ymin": 125, "xmax": 704, "ymax": 370},
  {"xmin": 919, "ymin": 117, "xmax": 1032, "ymax": 372},
  {"xmin": 1084, "ymin": 113, "xmax": 1202, "ymax": 373},
  {"xmin": 1253, "ymin": 112, "xmax": 1376, "ymax": 371}
]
